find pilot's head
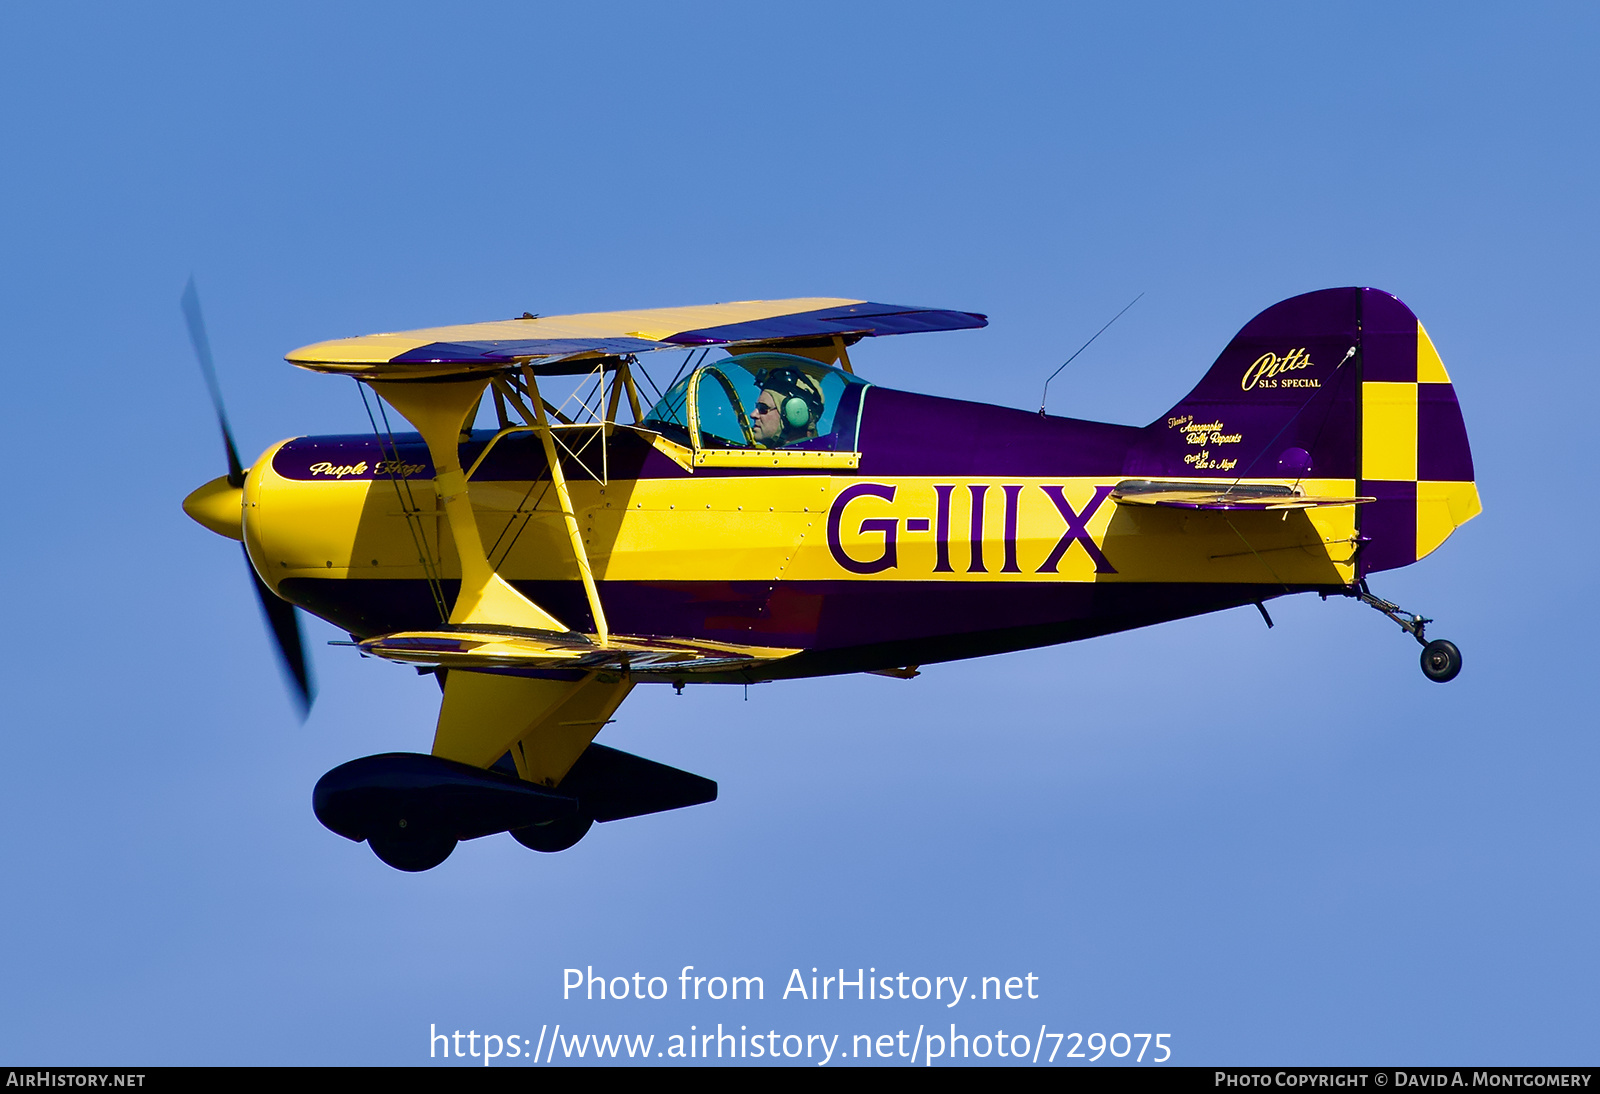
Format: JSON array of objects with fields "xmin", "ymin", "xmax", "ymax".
[{"xmin": 750, "ymin": 366, "xmax": 824, "ymax": 445}]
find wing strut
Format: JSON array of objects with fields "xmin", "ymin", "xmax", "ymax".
[
  {"xmin": 369, "ymin": 372, "xmax": 611, "ymax": 644},
  {"xmin": 369, "ymin": 378, "xmax": 569, "ymax": 633},
  {"xmin": 520, "ymin": 363, "xmax": 610, "ymax": 643}
]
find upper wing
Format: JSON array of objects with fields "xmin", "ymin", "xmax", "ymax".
[
  {"xmin": 285, "ymin": 298, "xmax": 988, "ymax": 378},
  {"xmin": 1111, "ymin": 479, "xmax": 1375, "ymax": 510}
]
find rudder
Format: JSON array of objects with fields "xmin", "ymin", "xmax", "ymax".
[{"xmin": 1356, "ymin": 289, "xmax": 1480, "ymax": 575}]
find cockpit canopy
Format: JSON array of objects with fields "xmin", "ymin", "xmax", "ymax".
[{"xmin": 642, "ymin": 352, "xmax": 868, "ymax": 455}]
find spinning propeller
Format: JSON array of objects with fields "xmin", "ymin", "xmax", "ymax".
[{"xmin": 181, "ymin": 277, "xmax": 316, "ymax": 719}]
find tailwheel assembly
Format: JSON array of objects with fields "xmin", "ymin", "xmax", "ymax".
[
  {"xmin": 1419, "ymin": 639, "xmax": 1463, "ymax": 684},
  {"xmin": 1337, "ymin": 580, "xmax": 1463, "ymax": 684}
]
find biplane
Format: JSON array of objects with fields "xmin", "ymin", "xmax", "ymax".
[{"xmin": 182, "ymin": 287, "xmax": 1480, "ymax": 871}]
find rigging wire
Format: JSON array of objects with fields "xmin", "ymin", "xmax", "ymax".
[
  {"xmin": 1039, "ymin": 293, "xmax": 1144, "ymax": 418},
  {"xmin": 357, "ymin": 380, "xmax": 450, "ymax": 622}
]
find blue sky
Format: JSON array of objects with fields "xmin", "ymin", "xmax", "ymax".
[{"xmin": 0, "ymin": 2, "xmax": 1595, "ymax": 1066}]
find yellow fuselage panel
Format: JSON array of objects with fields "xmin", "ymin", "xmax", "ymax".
[{"xmin": 246, "ymin": 449, "xmax": 1358, "ymax": 592}]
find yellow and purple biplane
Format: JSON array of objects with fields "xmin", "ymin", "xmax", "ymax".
[{"xmin": 183, "ymin": 287, "xmax": 1479, "ymax": 871}]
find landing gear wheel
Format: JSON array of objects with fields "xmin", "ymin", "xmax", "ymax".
[
  {"xmin": 511, "ymin": 814, "xmax": 593, "ymax": 853},
  {"xmin": 368, "ymin": 823, "xmax": 458, "ymax": 872},
  {"xmin": 1420, "ymin": 639, "xmax": 1462, "ymax": 684}
]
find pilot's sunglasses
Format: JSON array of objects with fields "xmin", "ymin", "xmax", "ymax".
[{"xmin": 753, "ymin": 402, "xmax": 777, "ymax": 415}]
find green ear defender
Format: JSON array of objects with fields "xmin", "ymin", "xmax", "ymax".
[
  {"xmin": 782, "ymin": 396, "xmax": 811, "ymax": 429},
  {"xmin": 753, "ymin": 364, "xmax": 823, "ymax": 432}
]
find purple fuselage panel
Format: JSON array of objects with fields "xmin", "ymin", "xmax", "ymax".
[
  {"xmin": 272, "ymin": 435, "xmax": 434, "ymax": 481},
  {"xmin": 270, "ymin": 430, "xmax": 683, "ymax": 483},
  {"xmin": 856, "ymin": 389, "xmax": 1138, "ymax": 478}
]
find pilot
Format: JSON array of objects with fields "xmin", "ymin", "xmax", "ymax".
[{"xmin": 749, "ymin": 367, "xmax": 825, "ymax": 448}]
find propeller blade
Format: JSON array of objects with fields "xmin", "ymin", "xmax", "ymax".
[
  {"xmin": 184, "ymin": 281, "xmax": 313, "ymax": 718},
  {"xmin": 181, "ymin": 276, "xmax": 246, "ymax": 488},
  {"xmin": 243, "ymin": 544, "xmax": 315, "ymax": 721}
]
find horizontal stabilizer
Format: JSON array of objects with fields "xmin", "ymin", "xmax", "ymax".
[
  {"xmin": 1112, "ymin": 479, "xmax": 1374, "ymax": 511},
  {"xmin": 361, "ymin": 627, "xmax": 800, "ymax": 674}
]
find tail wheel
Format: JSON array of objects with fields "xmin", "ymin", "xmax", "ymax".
[
  {"xmin": 1420, "ymin": 639, "xmax": 1463, "ymax": 684},
  {"xmin": 511, "ymin": 814, "xmax": 593, "ymax": 853}
]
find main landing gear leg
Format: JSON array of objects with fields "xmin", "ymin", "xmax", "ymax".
[{"xmin": 1329, "ymin": 580, "xmax": 1463, "ymax": 683}]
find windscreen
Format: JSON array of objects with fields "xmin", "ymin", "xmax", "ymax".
[{"xmin": 642, "ymin": 352, "xmax": 866, "ymax": 452}]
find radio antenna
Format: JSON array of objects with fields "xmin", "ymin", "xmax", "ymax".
[{"xmin": 1038, "ymin": 292, "xmax": 1144, "ymax": 418}]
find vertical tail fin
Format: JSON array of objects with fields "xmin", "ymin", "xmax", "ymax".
[{"xmin": 1130, "ymin": 287, "xmax": 1480, "ymax": 576}]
